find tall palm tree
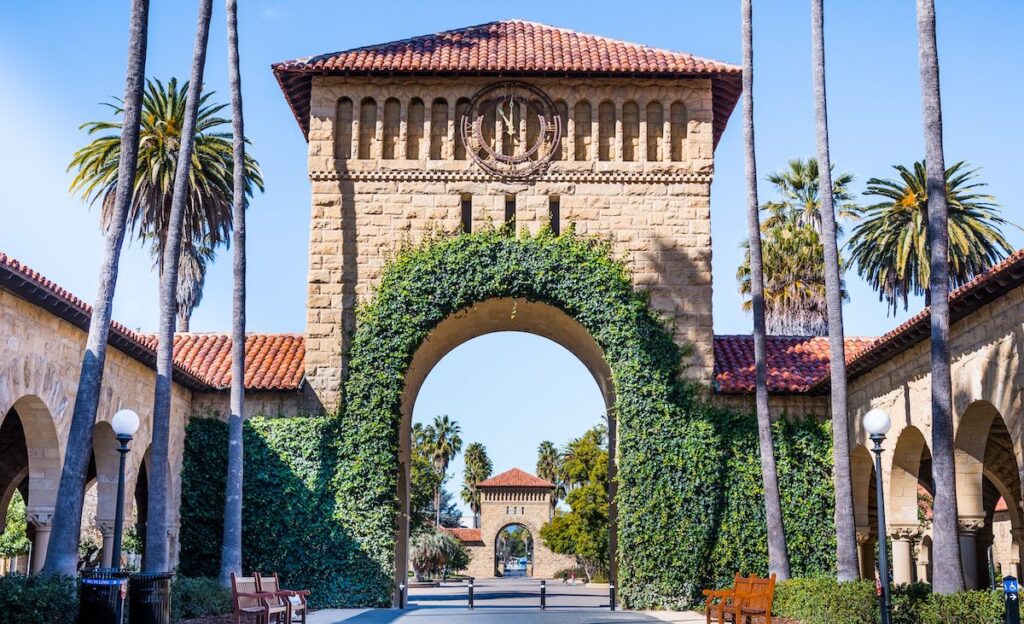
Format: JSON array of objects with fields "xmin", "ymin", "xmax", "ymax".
[
  {"xmin": 423, "ymin": 415, "xmax": 462, "ymax": 528},
  {"xmin": 460, "ymin": 443, "xmax": 492, "ymax": 528},
  {"xmin": 847, "ymin": 161, "xmax": 1011, "ymax": 313},
  {"xmin": 536, "ymin": 440, "xmax": 563, "ymax": 510},
  {"xmin": 147, "ymin": 0, "xmax": 214, "ymax": 572},
  {"xmin": 219, "ymin": 0, "xmax": 248, "ymax": 587},
  {"xmin": 761, "ymin": 158, "xmax": 857, "ymax": 234},
  {"xmin": 916, "ymin": 0, "xmax": 963, "ymax": 594},
  {"xmin": 42, "ymin": 0, "xmax": 151, "ymax": 577},
  {"xmin": 810, "ymin": 0, "xmax": 858, "ymax": 582},
  {"xmin": 737, "ymin": 220, "xmax": 845, "ymax": 335},
  {"xmin": 741, "ymin": 0, "xmax": 791, "ymax": 580},
  {"xmin": 69, "ymin": 77, "xmax": 262, "ymax": 328}
]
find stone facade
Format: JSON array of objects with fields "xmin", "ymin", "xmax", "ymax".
[
  {"xmin": 462, "ymin": 476, "xmax": 577, "ymax": 579},
  {"xmin": 303, "ymin": 76, "xmax": 718, "ymax": 409}
]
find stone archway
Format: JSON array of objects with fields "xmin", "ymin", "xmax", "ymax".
[
  {"xmin": 888, "ymin": 426, "xmax": 931, "ymax": 584},
  {"xmin": 494, "ymin": 523, "xmax": 534, "ymax": 577},
  {"xmin": 396, "ymin": 298, "xmax": 617, "ymax": 589}
]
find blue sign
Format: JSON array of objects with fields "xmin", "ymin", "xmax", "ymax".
[{"xmin": 1005, "ymin": 576, "xmax": 1019, "ymax": 595}]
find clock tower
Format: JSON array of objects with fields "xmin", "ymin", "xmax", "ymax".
[{"xmin": 274, "ymin": 20, "xmax": 741, "ymax": 410}]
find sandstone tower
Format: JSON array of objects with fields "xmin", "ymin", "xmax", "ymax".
[{"xmin": 273, "ymin": 20, "xmax": 741, "ymax": 410}]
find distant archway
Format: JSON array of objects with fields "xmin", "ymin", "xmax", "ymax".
[{"xmin": 495, "ymin": 523, "xmax": 534, "ymax": 577}]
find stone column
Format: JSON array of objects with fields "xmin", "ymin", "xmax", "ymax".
[
  {"xmin": 915, "ymin": 537, "xmax": 932, "ymax": 583},
  {"xmin": 857, "ymin": 528, "xmax": 874, "ymax": 580},
  {"xmin": 959, "ymin": 518, "xmax": 985, "ymax": 589},
  {"xmin": 890, "ymin": 527, "xmax": 919, "ymax": 585},
  {"xmin": 27, "ymin": 508, "xmax": 54, "ymax": 574},
  {"xmin": 1009, "ymin": 528, "xmax": 1024, "ymax": 578},
  {"xmin": 96, "ymin": 519, "xmax": 116, "ymax": 568}
]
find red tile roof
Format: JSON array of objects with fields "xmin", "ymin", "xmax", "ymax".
[
  {"xmin": 443, "ymin": 527, "xmax": 483, "ymax": 543},
  {"xmin": 714, "ymin": 335, "xmax": 876, "ymax": 394},
  {"xmin": 273, "ymin": 20, "xmax": 741, "ymax": 146},
  {"xmin": 476, "ymin": 468, "xmax": 554, "ymax": 489},
  {"xmin": 0, "ymin": 251, "xmax": 304, "ymax": 392},
  {"xmin": 810, "ymin": 247, "xmax": 1024, "ymax": 391}
]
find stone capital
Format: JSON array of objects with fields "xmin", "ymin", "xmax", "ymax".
[
  {"xmin": 26, "ymin": 508, "xmax": 54, "ymax": 530},
  {"xmin": 95, "ymin": 518, "xmax": 116, "ymax": 537},
  {"xmin": 889, "ymin": 525, "xmax": 923, "ymax": 541},
  {"xmin": 856, "ymin": 530, "xmax": 873, "ymax": 546},
  {"xmin": 958, "ymin": 518, "xmax": 986, "ymax": 536}
]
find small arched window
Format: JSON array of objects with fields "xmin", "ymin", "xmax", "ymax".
[
  {"xmin": 646, "ymin": 101, "xmax": 664, "ymax": 161},
  {"xmin": 622, "ymin": 101, "xmax": 639, "ymax": 162},
  {"xmin": 597, "ymin": 100, "xmax": 615, "ymax": 161},
  {"xmin": 334, "ymin": 97, "xmax": 353, "ymax": 159},
  {"xmin": 358, "ymin": 97, "xmax": 376, "ymax": 159},
  {"xmin": 430, "ymin": 98, "xmax": 448, "ymax": 160},
  {"xmin": 406, "ymin": 98, "xmax": 425, "ymax": 159},
  {"xmin": 382, "ymin": 98, "xmax": 400, "ymax": 159},
  {"xmin": 454, "ymin": 98, "xmax": 470, "ymax": 161},
  {"xmin": 573, "ymin": 101, "xmax": 592, "ymax": 161},
  {"xmin": 670, "ymin": 101, "xmax": 687, "ymax": 161},
  {"xmin": 553, "ymin": 100, "xmax": 569, "ymax": 161}
]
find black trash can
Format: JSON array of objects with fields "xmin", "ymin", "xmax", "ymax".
[
  {"xmin": 128, "ymin": 571, "xmax": 173, "ymax": 624},
  {"xmin": 80, "ymin": 568, "xmax": 129, "ymax": 624}
]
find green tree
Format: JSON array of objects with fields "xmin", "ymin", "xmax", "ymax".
[
  {"xmin": 741, "ymin": 0, "xmax": 791, "ymax": 580},
  {"xmin": 410, "ymin": 529, "xmax": 466, "ymax": 581},
  {"xmin": 0, "ymin": 491, "xmax": 30, "ymax": 559},
  {"xmin": 760, "ymin": 158, "xmax": 858, "ymax": 234},
  {"xmin": 810, "ymin": 0, "xmax": 860, "ymax": 582},
  {"xmin": 560, "ymin": 426, "xmax": 608, "ymax": 490},
  {"xmin": 460, "ymin": 442, "xmax": 492, "ymax": 528},
  {"xmin": 420, "ymin": 415, "xmax": 463, "ymax": 528},
  {"xmin": 536, "ymin": 440, "xmax": 564, "ymax": 510},
  {"xmin": 410, "ymin": 423, "xmax": 443, "ymax": 533},
  {"xmin": 847, "ymin": 161, "xmax": 1011, "ymax": 314},
  {"xmin": 43, "ymin": 0, "xmax": 150, "ymax": 576}
]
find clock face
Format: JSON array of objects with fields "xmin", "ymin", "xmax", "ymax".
[{"xmin": 460, "ymin": 81, "xmax": 562, "ymax": 179}]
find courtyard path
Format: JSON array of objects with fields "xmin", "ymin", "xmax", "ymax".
[{"xmin": 307, "ymin": 577, "xmax": 704, "ymax": 623}]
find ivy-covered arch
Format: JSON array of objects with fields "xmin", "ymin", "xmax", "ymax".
[{"xmin": 338, "ymin": 227, "xmax": 721, "ymax": 607}]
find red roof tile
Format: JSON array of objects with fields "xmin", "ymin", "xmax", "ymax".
[
  {"xmin": 0, "ymin": 251, "xmax": 304, "ymax": 392},
  {"xmin": 714, "ymin": 335, "xmax": 875, "ymax": 394},
  {"xmin": 273, "ymin": 20, "xmax": 741, "ymax": 146},
  {"xmin": 476, "ymin": 468, "xmax": 554, "ymax": 489},
  {"xmin": 443, "ymin": 527, "xmax": 483, "ymax": 543}
]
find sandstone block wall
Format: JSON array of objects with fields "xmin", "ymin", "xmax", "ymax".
[{"xmin": 304, "ymin": 76, "xmax": 718, "ymax": 409}]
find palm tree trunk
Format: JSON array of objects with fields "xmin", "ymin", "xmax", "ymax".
[
  {"xmin": 435, "ymin": 487, "xmax": 441, "ymax": 528},
  {"xmin": 916, "ymin": 0, "xmax": 963, "ymax": 594},
  {"xmin": 176, "ymin": 315, "xmax": 190, "ymax": 333},
  {"xmin": 145, "ymin": 0, "xmax": 213, "ymax": 573},
  {"xmin": 810, "ymin": 0, "xmax": 858, "ymax": 583},
  {"xmin": 742, "ymin": 0, "xmax": 791, "ymax": 581},
  {"xmin": 218, "ymin": 0, "xmax": 246, "ymax": 586},
  {"xmin": 42, "ymin": 0, "xmax": 150, "ymax": 577}
]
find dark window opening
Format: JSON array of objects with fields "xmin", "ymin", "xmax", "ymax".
[
  {"xmin": 549, "ymin": 196, "xmax": 561, "ymax": 235},
  {"xmin": 461, "ymin": 194, "xmax": 472, "ymax": 234},
  {"xmin": 505, "ymin": 195, "xmax": 516, "ymax": 231}
]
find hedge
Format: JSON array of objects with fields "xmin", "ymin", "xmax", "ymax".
[
  {"xmin": 0, "ymin": 573, "xmax": 77, "ymax": 624},
  {"xmin": 179, "ymin": 228, "xmax": 838, "ymax": 608}
]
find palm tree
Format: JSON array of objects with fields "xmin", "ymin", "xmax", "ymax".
[
  {"xmin": 811, "ymin": 0, "xmax": 858, "ymax": 582},
  {"xmin": 847, "ymin": 161, "xmax": 1011, "ymax": 313},
  {"xmin": 460, "ymin": 443, "xmax": 492, "ymax": 528},
  {"xmin": 536, "ymin": 440, "xmax": 564, "ymax": 510},
  {"xmin": 42, "ymin": 0, "xmax": 151, "ymax": 577},
  {"xmin": 147, "ymin": 0, "xmax": 214, "ymax": 572},
  {"xmin": 737, "ymin": 221, "xmax": 845, "ymax": 335},
  {"xmin": 423, "ymin": 415, "xmax": 463, "ymax": 527},
  {"xmin": 741, "ymin": 0, "xmax": 791, "ymax": 580},
  {"xmin": 916, "ymin": 0, "xmax": 964, "ymax": 594},
  {"xmin": 761, "ymin": 158, "xmax": 857, "ymax": 234},
  {"xmin": 219, "ymin": 0, "xmax": 248, "ymax": 587},
  {"xmin": 69, "ymin": 77, "xmax": 263, "ymax": 328}
]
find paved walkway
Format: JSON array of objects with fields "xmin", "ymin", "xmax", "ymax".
[{"xmin": 307, "ymin": 578, "xmax": 704, "ymax": 623}]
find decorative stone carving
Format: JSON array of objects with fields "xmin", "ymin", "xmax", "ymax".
[
  {"xmin": 958, "ymin": 518, "xmax": 986, "ymax": 536},
  {"xmin": 889, "ymin": 525, "xmax": 923, "ymax": 541},
  {"xmin": 856, "ymin": 530, "xmax": 873, "ymax": 546},
  {"xmin": 95, "ymin": 519, "xmax": 116, "ymax": 537},
  {"xmin": 25, "ymin": 508, "xmax": 54, "ymax": 530}
]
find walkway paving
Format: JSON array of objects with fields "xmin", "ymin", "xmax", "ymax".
[{"xmin": 307, "ymin": 578, "xmax": 704, "ymax": 623}]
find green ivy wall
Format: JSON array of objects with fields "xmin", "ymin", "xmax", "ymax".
[{"xmin": 179, "ymin": 229, "xmax": 837, "ymax": 608}]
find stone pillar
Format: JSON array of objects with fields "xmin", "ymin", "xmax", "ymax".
[
  {"xmin": 27, "ymin": 509, "xmax": 54, "ymax": 574},
  {"xmin": 857, "ymin": 528, "xmax": 874, "ymax": 580},
  {"xmin": 1009, "ymin": 528, "xmax": 1024, "ymax": 578},
  {"xmin": 890, "ymin": 527, "xmax": 919, "ymax": 585},
  {"xmin": 959, "ymin": 518, "xmax": 984, "ymax": 589},
  {"xmin": 97, "ymin": 519, "xmax": 116, "ymax": 568},
  {"xmin": 915, "ymin": 537, "xmax": 932, "ymax": 583}
]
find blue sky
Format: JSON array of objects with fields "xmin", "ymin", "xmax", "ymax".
[{"xmin": 1, "ymin": 2, "xmax": 1021, "ymax": 519}]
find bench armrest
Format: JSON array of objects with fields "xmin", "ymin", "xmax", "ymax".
[
  {"xmin": 234, "ymin": 591, "xmax": 276, "ymax": 600},
  {"xmin": 703, "ymin": 589, "xmax": 734, "ymax": 599}
]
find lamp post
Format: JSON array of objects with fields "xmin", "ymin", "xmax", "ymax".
[
  {"xmin": 110, "ymin": 409, "xmax": 140, "ymax": 570},
  {"xmin": 863, "ymin": 408, "xmax": 892, "ymax": 624}
]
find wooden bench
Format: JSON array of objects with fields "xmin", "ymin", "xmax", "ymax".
[
  {"xmin": 257, "ymin": 572, "xmax": 311, "ymax": 624},
  {"xmin": 703, "ymin": 573, "xmax": 776, "ymax": 624},
  {"xmin": 230, "ymin": 573, "xmax": 288, "ymax": 624}
]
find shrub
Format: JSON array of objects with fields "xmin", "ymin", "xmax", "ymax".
[
  {"xmin": 774, "ymin": 578, "xmax": 877, "ymax": 624},
  {"xmin": 170, "ymin": 576, "xmax": 231, "ymax": 623},
  {"xmin": 0, "ymin": 573, "xmax": 77, "ymax": 624},
  {"xmin": 917, "ymin": 590, "xmax": 1002, "ymax": 624},
  {"xmin": 891, "ymin": 582, "xmax": 931, "ymax": 624}
]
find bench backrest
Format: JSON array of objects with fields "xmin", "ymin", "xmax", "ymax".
[
  {"xmin": 738, "ymin": 573, "xmax": 776, "ymax": 612},
  {"xmin": 231, "ymin": 573, "xmax": 262, "ymax": 611},
  {"xmin": 256, "ymin": 573, "xmax": 288, "ymax": 608}
]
